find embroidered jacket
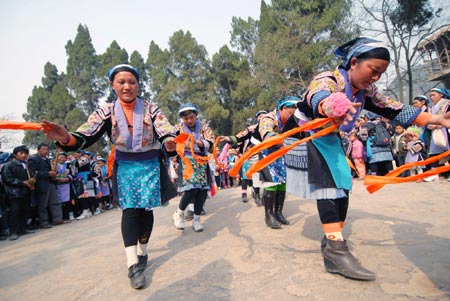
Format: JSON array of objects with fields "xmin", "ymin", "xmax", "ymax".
[
  {"xmin": 301, "ymin": 68, "xmax": 422, "ymax": 127},
  {"xmin": 57, "ymin": 99, "xmax": 176, "ymax": 152}
]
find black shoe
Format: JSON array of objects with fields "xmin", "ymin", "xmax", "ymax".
[
  {"xmin": 137, "ymin": 255, "xmax": 148, "ymax": 272},
  {"xmin": 28, "ymin": 224, "xmax": 39, "ymax": 230},
  {"xmin": 254, "ymin": 193, "xmax": 262, "ymax": 207},
  {"xmin": 128, "ymin": 263, "xmax": 145, "ymax": 289},
  {"xmin": 323, "ymin": 239, "xmax": 376, "ymax": 281},
  {"xmin": 274, "ymin": 191, "xmax": 290, "ymax": 225},
  {"xmin": 242, "ymin": 194, "xmax": 248, "ymax": 203},
  {"xmin": 263, "ymin": 190, "xmax": 282, "ymax": 229},
  {"xmin": 40, "ymin": 224, "xmax": 52, "ymax": 229},
  {"xmin": 20, "ymin": 229, "xmax": 35, "ymax": 235},
  {"xmin": 9, "ymin": 233, "xmax": 19, "ymax": 241}
]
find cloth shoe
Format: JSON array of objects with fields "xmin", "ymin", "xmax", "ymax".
[
  {"xmin": 76, "ymin": 210, "xmax": 90, "ymax": 220},
  {"xmin": 128, "ymin": 263, "xmax": 145, "ymax": 289},
  {"xmin": 94, "ymin": 208, "xmax": 101, "ymax": 216},
  {"xmin": 423, "ymin": 174, "xmax": 439, "ymax": 182},
  {"xmin": 172, "ymin": 209, "xmax": 185, "ymax": 230},
  {"xmin": 137, "ymin": 255, "xmax": 148, "ymax": 272},
  {"xmin": 323, "ymin": 238, "xmax": 376, "ymax": 281},
  {"xmin": 192, "ymin": 214, "xmax": 204, "ymax": 232}
]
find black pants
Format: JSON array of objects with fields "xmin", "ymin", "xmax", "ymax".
[
  {"xmin": 179, "ymin": 188, "xmax": 207, "ymax": 215},
  {"xmin": 317, "ymin": 197, "xmax": 349, "ymax": 224},
  {"xmin": 121, "ymin": 208, "xmax": 154, "ymax": 248},
  {"xmin": 369, "ymin": 160, "xmax": 393, "ymax": 176},
  {"xmin": 241, "ymin": 179, "xmax": 253, "ymax": 191},
  {"xmin": 9, "ymin": 197, "xmax": 30, "ymax": 234}
]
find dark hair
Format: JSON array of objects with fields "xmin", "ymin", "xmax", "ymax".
[
  {"xmin": 37, "ymin": 142, "xmax": 49, "ymax": 150},
  {"xmin": 13, "ymin": 145, "xmax": 29, "ymax": 155},
  {"xmin": 179, "ymin": 110, "xmax": 197, "ymax": 118},
  {"xmin": 356, "ymin": 48, "xmax": 390, "ymax": 63},
  {"xmin": 108, "ymin": 64, "xmax": 140, "ymax": 82}
]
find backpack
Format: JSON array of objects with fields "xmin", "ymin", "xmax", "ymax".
[{"xmin": 372, "ymin": 123, "xmax": 391, "ymax": 146}]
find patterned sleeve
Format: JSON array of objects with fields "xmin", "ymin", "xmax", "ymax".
[
  {"xmin": 56, "ymin": 104, "xmax": 112, "ymax": 151},
  {"xmin": 233, "ymin": 124, "xmax": 256, "ymax": 143},
  {"xmin": 149, "ymin": 104, "xmax": 177, "ymax": 142},
  {"xmin": 258, "ymin": 113, "xmax": 277, "ymax": 140},
  {"xmin": 364, "ymin": 85, "xmax": 422, "ymax": 128},
  {"xmin": 200, "ymin": 122, "xmax": 215, "ymax": 152}
]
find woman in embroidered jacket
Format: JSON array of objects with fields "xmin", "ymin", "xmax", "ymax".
[
  {"xmin": 283, "ymin": 38, "xmax": 450, "ymax": 281},
  {"xmin": 41, "ymin": 64, "xmax": 177, "ymax": 290},
  {"xmin": 172, "ymin": 103, "xmax": 215, "ymax": 232},
  {"xmin": 423, "ymin": 88, "xmax": 450, "ymax": 182},
  {"xmin": 256, "ymin": 96, "xmax": 299, "ymax": 229}
]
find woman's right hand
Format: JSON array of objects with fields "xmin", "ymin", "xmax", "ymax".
[{"xmin": 41, "ymin": 120, "xmax": 69, "ymax": 142}]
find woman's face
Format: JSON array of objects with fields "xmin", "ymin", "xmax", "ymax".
[
  {"xmin": 181, "ymin": 112, "xmax": 198, "ymax": 127},
  {"xmin": 57, "ymin": 155, "xmax": 67, "ymax": 164},
  {"xmin": 412, "ymin": 99, "xmax": 425, "ymax": 108},
  {"xmin": 348, "ymin": 58, "xmax": 389, "ymax": 90},
  {"xmin": 429, "ymin": 91, "xmax": 443, "ymax": 104},
  {"xmin": 110, "ymin": 71, "xmax": 139, "ymax": 103}
]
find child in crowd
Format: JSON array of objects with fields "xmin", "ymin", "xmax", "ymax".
[
  {"xmin": 348, "ymin": 131, "xmax": 366, "ymax": 179},
  {"xmin": 404, "ymin": 126, "xmax": 426, "ymax": 179},
  {"xmin": 391, "ymin": 124, "xmax": 408, "ymax": 170}
]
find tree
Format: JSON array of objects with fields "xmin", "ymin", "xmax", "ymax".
[
  {"xmin": 22, "ymin": 63, "xmax": 79, "ymax": 149},
  {"xmin": 147, "ymin": 30, "xmax": 215, "ymax": 124},
  {"xmin": 356, "ymin": 0, "xmax": 444, "ymax": 103},
  {"xmin": 254, "ymin": 0, "xmax": 357, "ymax": 106},
  {"xmin": 65, "ymin": 24, "xmax": 101, "ymax": 114},
  {"xmin": 230, "ymin": 16, "xmax": 259, "ymax": 74}
]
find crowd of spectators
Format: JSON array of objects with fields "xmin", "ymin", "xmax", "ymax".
[{"xmin": 0, "ymin": 144, "xmax": 113, "ymax": 241}]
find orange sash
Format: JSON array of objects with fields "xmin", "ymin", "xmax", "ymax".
[
  {"xmin": 0, "ymin": 121, "xmax": 42, "ymax": 130},
  {"xmin": 229, "ymin": 118, "xmax": 337, "ymax": 178},
  {"xmin": 364, "ymin": 150, "xmax": 450, "ymax": 193}
]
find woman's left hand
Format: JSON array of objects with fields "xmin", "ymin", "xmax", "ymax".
[{"xmin": 165, "ymin": 138, "xmax": 176, "ymax": 152}]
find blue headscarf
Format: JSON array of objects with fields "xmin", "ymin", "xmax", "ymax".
[
  {"xmin": 430, "ymin": 88, "xmax": 450, "ymax": 99},
  {"xmin": 108, "ymin": 64, "xmax": 140, "ymax": 82},
  {"xmin": 178, "ymin": 103, "xmax": 199, "ymax": 116},
  {"xmin": 277, "ymin": 96, "xmax": 301, "ymax": 110},
  {"xmin": 334, "ymin": 37, "xmax": 389, "ymax": 69}
]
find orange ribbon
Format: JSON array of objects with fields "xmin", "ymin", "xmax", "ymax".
[
  {"xmin": 364, "ymin": 150, "xmax": 450, "ymax": 193},
  {"xmin": 107, "ymin": 145, "xmax": 116, "ymax": 177},
  {"xmin": 174, "ymin": 133, "xmax": 225, "ymax": 180},
  {"xmin": 229, "ymin": 118, "xmax": 337, "ymax": 178},
  {"xmin": 0, "ymin": 121, "xmax": 42, "ymax": 131}
]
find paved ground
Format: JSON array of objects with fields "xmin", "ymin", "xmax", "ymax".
[{"xmin": 0, "ymin": 179, "xmax": 449, "ymax": 301}]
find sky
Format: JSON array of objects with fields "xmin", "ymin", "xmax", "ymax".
[{"xmin": 0, "ymin": 0, "xmax": 262, "ymax": 121}]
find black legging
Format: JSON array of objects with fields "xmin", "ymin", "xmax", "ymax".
[
  {"xmin": 241, "ymin": 179, "xmax": 253, "ymax": 190},
  {"xmin": 317, "ymin": 197, "xmax": 349, "ymax": 224},
  {"xmin": 121, "ymin": 208, "xmax": 154, "ymax": 248},
  {"xmin": 179, "ymin": 188, "xmax": 207, "ymax": 215}
]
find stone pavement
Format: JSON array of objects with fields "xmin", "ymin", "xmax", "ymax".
[{"xmin": 0, "ymin": 179, "xmax": 449, "ymax": 301}]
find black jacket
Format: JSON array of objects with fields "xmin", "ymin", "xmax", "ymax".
[
  {"xmin": 1, "ymin": 159, "xmax": 30, "ymax": 199},
  {"xmin": 27, "ymin": 154, "xmax": 53, "ymax": 193}
]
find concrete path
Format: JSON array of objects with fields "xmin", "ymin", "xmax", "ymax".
[{"xmin": 1, "ymin": 180, "xmax": 449, "ymax": 301}]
